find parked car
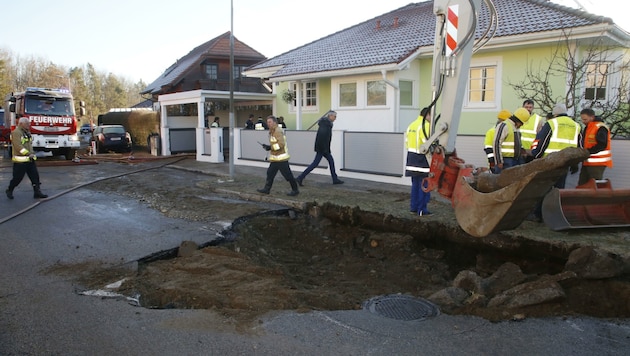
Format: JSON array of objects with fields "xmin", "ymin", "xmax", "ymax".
[
  {"xmin": 80, "ymin": 123, "xmax": 95, "ymax": 134},
  {"xmin": 91, "ymin": 125, "xmax": 132, "ymax": 153}
]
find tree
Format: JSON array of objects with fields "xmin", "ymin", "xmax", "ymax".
[
  {"xmin": 507, "ymin": 30, "xmax": 630, "ymax": 138},
  {"xmin": 0, "ymin": 46, "xmax": 152, "ymax": 121},
  {"xmin": 103, "ymin": 73, "xmax": 127, "ymax": 110},
  {"xmin": 0, "ymin": 49, "xmax": 13, "ymax": 102}
]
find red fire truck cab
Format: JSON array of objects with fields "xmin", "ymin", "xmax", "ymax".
[{"xmin": 5, "ymin": 87, "xmax": 83, "ymax": 160}]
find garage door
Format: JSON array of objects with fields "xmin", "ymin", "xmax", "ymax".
[{"xmin": 169, "ymin": 128, "xmax": 196, "ymax": 153}]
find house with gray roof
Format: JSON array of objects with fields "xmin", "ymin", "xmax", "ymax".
[{"xmin": 244, "ymin": 0, "xmax": 630, "ymax": 134}]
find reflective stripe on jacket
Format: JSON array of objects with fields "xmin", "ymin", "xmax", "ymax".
[
  {"xmin": 404, "ymin": 115, "xmax": 430, "ymax": 175},
  {"xmin": 543, "ymin": 116, "xmax": 580, "ymax": 156},
  {"xmin": 11, "ymin": 126, "xmax": 34, "ymax": 163},
  {"xmin": 520, "ymin": 113, "xmax": 542, "ymax": 149},
  {"xmin": 495, "ymin": 120, "xmax": 517, "ymax": 158},
  {"xmin": 484, "ymin": 126, "xmax": 495, "ymax": 162},
  {"xmin": 583, "ymin": 121, "xmax": 612, "ymax": 167},
  {"xmin": 268, "ymin": 127, "xmax": 290, "ymax": 162}
]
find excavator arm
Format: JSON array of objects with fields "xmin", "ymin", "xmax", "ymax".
[
  {"xmin": 419, "ymin": 0, "xmax": 591, "ymax": 237},
  {"xmin": 422, "ymin": 0, "xmax": 482, "ymax": 155}
]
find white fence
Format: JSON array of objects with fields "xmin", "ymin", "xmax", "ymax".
[{"xmin": 234, "ymin": 129, "xmax": 630, "ymax": 188}]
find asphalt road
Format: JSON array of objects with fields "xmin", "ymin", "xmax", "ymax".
[{"xmin": 1, "ymin": 157, "xmax": 629, "ymax": 355}]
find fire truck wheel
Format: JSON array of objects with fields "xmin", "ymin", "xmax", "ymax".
[{"xmin": 65, "ymin": 149, "xmax": 76, "ymax": 160}]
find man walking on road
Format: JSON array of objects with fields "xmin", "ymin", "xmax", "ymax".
[
  {"xmin": 5, "ymin": 117, "xmax": 48, "ymax": 199},
  {"xmin": 295, "ymin": 110, "xmax": 343, "ymax": 186},
  {"xmin": 257, "ymin": 115, "xmax": 300, "ymax": 196}
]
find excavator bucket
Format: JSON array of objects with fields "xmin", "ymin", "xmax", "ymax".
[
  {"xmin": 424, "ymin": 147, "xmax": 591, "ymax": 237},
  {"xmin": 452, "ymin": 167, "xmax": 569, "ymax": 237},
  {"xmin": 542, "ymin": 179, "xmax": 630, "ymax": 231}
]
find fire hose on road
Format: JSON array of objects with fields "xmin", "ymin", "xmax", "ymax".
[{"xmin": 0, "ymin": 156, "xmax": 188, "ymax": 225}]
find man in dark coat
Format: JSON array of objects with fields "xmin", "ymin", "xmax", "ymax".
[{"xmin": 295, "ymin": 110, "xmax": 344, "ymax": 186}]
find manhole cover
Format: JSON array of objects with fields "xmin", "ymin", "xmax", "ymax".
[{"xmin": 362, "ymin": 294, "xmax": 440, "ymax": 321}]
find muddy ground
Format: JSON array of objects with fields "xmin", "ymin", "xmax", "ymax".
[{"xmin": 57, "ymin": 160, "xmax": 630, "ymax": 329}]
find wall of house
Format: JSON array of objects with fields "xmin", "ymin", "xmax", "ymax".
[
  {"xmin": 271, "ymin": 43, "xmax": 629, "ymax": 137},
  {"xmin": 397, "ymin": 59, "xmax": 424, "ymax": 132},
  {"xmin": 273, "ymin": 81, "xmax": 336, "ymax": 130},
  {"xmin": 328, "ymin": 73, "xmax": 399, "ymax": 132},
  {"xmin": 416, "ymin": 44, "xmax": 577, "ymax": 136},
  {"xmin": 178, "ymin": 57, "xmax": 268, "ymax": 93}
]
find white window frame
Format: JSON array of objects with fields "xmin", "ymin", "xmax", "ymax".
[
  {"xmin": 399, "ymin": 80, "xmax": 414, "ymax": 107},
  {"xmin": 366, "ymin": 80, "xmax": 387, "ymax": 107},
  {"xmin": 583, "ymin": 61, "xmax": 611, "ymax": 103},
  {"xmin": 331, "ymin": 76, "xmax": 396, "ymax": 110},
  {"xmin": 464, "ymin": 57, "xmax": 502, "ymax": 111},
  {"xmin": 338, "ymin": 82, "xmax": 358, "ymax": 107},
  {"xmin": 578, "ymin": 49, "xmax": 626, "ymax": 110},
  {"xmin": 288, "ymin": 81, "xmax": 319, "ymax": 112}
]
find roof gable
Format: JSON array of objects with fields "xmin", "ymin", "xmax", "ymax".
[
  {"xmin": 142, "ymin": 31, "xmax": 266, "ymax": 95},
  {"xmin": 247, "ymin": 0, "xmax": 623, "ymax": 80}
]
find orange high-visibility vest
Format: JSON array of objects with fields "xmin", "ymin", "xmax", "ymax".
[{"xmin": 583, "ymin": 121, "xmax": 613, "ymax": 167}]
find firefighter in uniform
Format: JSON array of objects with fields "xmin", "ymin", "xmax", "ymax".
[
  {"xmin": 520, "ymin": 99, "xmax": 544, "ymax": 151},
  {"xmin": 257, "ymin": 115, "xmax": 299, "ymax": 196},
  {"xmin": 5, "ymin": 117, "xmax": 48, "ymax": 199},
  {"xmin": 577, "ymin": 108, "xmax": 612, "ymax": 186},
  {"xmin": 405, "ymin": 107, "xmax": 432, "ymax": 216},
  {"xmin": 484, "ymin": 109, "xmax": 511, "ymax": 172},
  {"xmin": 492, "ymin": 108, "xmax": 530, "ymax": 173}
]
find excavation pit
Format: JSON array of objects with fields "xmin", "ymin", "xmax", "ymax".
[{"xmin": 101, "ymin": 209, "xmax": 630, "ymax": 324}]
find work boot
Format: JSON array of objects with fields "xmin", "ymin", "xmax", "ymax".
[
  {"xmin": 5, "ymin": 188, "xmax": 14, "ymax": 200},
  {"xmin": 286, "ymin": 178, "xmax": 299, "ymax": 196},
  {"xmin": 289, "ymin": 178, "xmax": 299, "ymax": 193},
  {"xmin": 257, "ymin": 180, "xmax": 271, "ymax": 194},
  {"xmin": 333, "ymin": 179, "xmax": 344, "ymax": 185},
  {"xmin": 33, "ymin": 184, "xmax": 48, "ymax": 199}
]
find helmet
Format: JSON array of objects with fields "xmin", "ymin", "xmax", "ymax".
[
  {"xmin": 497, "ymin": 110, "xmax": 511, "ymax": 121},
  {"xmin": 513, "ymin": 108, "xmax": 530, "ymax": 124}
]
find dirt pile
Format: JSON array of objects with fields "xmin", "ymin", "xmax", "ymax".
[{"xmin": 109, "ymin": 212, "xmax": 630, "ymax": 325}]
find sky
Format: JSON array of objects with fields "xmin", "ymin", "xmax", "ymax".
[{"xmin": 0, "ymin": 0, "xmax": 626, "ymax": 84}]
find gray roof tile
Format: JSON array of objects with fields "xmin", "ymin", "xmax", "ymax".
[{"xmin": 247, "ymin": 0, "xmax": 617, "ymax": 79}]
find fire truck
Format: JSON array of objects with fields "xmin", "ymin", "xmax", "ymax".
[{"xmin": 4, "ymin": 87, "xmax": 84, "ymax": 159}]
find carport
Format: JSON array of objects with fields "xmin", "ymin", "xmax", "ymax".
[{"xmin": 158, "ymin": 90, "xmax": 274, "ymax": 162}]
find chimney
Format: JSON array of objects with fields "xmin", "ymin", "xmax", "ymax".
[
  {"xmin": 376, "ymin": 20, "xmax": 381, "ymax": 30},
  {"xmin": 394, "ymin": 17, "xmax": 399, "ymax": 28}
]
